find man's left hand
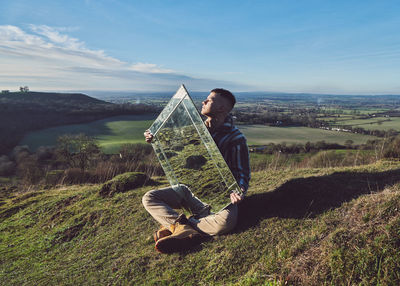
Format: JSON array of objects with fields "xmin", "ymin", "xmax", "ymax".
[{"xmin": 230, "ymin": 188, "xmax": 245, "ymax": 204}]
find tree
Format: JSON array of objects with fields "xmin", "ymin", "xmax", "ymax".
[
  {"xmin": 56, "ymin": 134, "xmax": 100, "ymax": 171},
  {"xmin": 19, "ymin": 86, "xmax": 29, "ymax": 92},
  {"xmin": 345, "ymin": 139, "xmax": 354, "ymax": 149}
]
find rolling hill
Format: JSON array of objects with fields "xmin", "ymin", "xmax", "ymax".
[{"xmin": 0, "ymin": 92, "xmax": 158, "ymax": 155}]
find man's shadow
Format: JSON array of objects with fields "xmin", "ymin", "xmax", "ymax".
[{"xmin": 236, "ymin": 167, "xmax": 400, "ymax": 233}]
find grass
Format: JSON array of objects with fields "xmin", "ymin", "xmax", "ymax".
[
  {"xmin": 20, "ymin": 116, "xmax": 381, "ymax": 155},
  {"xmin": 240, "ymin": 125, "xmax": 378, "ymax": 145},
  {"xmin": 330, "ymin": 117, "xmax": 400, "ymax": 131},
  {"xmin": 19, "ymin": 115, "xmax": 155, "ymax": 154},
  {"xmin": 1, "ymin": 160, "xmax": 400, "ymax": 285},
  {"xmin": 320, "ymin": 108, "xmax": 389, "ymax": 115}
]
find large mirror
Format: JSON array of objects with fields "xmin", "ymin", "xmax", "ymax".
[{"xmin": 149, "ymin": 85, "xmax": 242, "ymax": 212}]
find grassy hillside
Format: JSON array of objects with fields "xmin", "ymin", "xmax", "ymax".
[
  {"xmin": 1, "ymin": 161, "xmax": 400, "ymax": 285},
  {"xmin": 0, "ymin": 91, "xmax": 108, "ymax": 107},
  {"xmin": 20, "ymin": 115, "xmax": 156, "ymax": 154}
]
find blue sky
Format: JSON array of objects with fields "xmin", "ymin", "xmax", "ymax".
[{"xmin": 1, "ymin": 0, "xmax": 400, "ymax": 94}]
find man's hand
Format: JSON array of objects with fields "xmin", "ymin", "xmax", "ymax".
[
  {"xmin": 230, "ymin": 188, "xmax": 245, "ymax": 205},
  {"xmin": 144, "ymin": 130, "xmax": 154, "ymax": 143}
]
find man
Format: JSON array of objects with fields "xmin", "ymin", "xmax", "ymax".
[{"xmin": 142, "ymin": 88, "xmax": 250, "ymax": 253}]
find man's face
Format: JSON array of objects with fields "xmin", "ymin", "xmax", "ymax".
[{"xmin": 201, "ymin": 92, "xmax": 225, "ymax": 116}]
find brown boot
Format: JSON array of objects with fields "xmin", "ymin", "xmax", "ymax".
[
  {"xmin": 155, "ymin": 214, "xmax": 203, "ymax": 253},
  {"xmin": 153, "ymin": 225, "xmax": 172, "ymax": 242}
]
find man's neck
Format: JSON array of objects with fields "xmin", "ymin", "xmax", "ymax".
[{"xmin": 205, "ymin": 114, "xmax": 227, "ymax": 130}]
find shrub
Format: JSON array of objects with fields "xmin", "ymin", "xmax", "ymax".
[
  {"xmin": 17, "ymin": 154, "xmax": 44, "ymax": 185},
  {"xmin": 99, "ymin": 172, "xmax": 149, "ymax": 197},
  {"xmin": 119, "ymin": 143, "xmax": 153, "ymax": 161},
  {"xmin": 12, "ymin": 145, "xmax": 31, "ymax": 163},
  {"xmin": 0, "ymin": 155, "xmax": 16, "ymax": 176},
  {"xmin": 304, "ymin": 150, "xmax": 376, "ymax": 168},
  {"xmin": 61, "ymin": 168, "xmax": 95, "ymax": 185},
  {"xmin": 36, "ymin": 146, "xmax": 55, "ymax": 161},
  {"xmin": 44, "ymin": 170, "xmax": 64, "ymax": 185},
  {"xmin": 383, "ymin": 136, "xmax": 400, "ymax": 159}
]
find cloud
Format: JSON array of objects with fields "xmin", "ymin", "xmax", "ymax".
[
  {"xmin": 29, "ymin": 24, "xmax": 85, "ymax": 50},
  {"xmin": 129, "ymin": 63, "xmax": 174, "ymax": 74},
  {"xmin": 0, "ymin": 24, "xmax": 245, "ymax": 91}
]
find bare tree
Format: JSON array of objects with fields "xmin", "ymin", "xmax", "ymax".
[{"xmin": 56, "ymin": 134, "xmax": 100, "ymax": 171}]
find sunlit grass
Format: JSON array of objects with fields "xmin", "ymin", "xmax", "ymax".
[
  {"xmin": 240, "ymin": 125, "xmax": 378, "ymax": 145},
  {"xmin": 1, "ymin": 161, "xmax": 400, "ymax": 285}
]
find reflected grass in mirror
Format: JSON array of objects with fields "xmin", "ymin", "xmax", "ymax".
[{"xmin": 149, "ymin": 85, "xmax": 241, "ymax": 212}]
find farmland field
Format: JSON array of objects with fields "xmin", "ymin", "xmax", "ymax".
[
  {"xmin": 20, "ymin": 115, "xmax": 155, "ymax": 154},
  {"xmin": 239, "ymin": 125, "xmax": 378, "ymax": 145},
  {"xmin": 328, "ymin": 117, "xmax": 400, "ymax": 131},
  {"xmin": 20, "ymin": 116, "xmax": 380, "ymax": 154}
]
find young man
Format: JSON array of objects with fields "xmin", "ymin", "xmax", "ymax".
[{"xmin": 142, "ymin": 88, "xmax": 250, "ymax": 253}]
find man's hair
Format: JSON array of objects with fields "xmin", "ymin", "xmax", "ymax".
[{"xmin": 211, "ymin": 88, "xmax": 236, "ymax": 109}]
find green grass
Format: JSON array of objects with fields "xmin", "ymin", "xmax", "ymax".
[
  {"xmin": 330, "ymin": 117, "xmax": 400, "ymax": 131},
  {"xmin": 20, "ymin": 117, "xmax": 382, "ymax": 155},
  {"xmin": 320, "ymin": 108, "xmax": 389, "ymax": 115},
  {"xmin": 20, "ymin": 115, "xmax": 155, "ymax": 154},
  {"xmin": 1, "ymin": 161, "xmax": 400, "ymax": 285},
  {"xmin": 240, "ymin": 125, "xmax": 378, "ymax": 145}
]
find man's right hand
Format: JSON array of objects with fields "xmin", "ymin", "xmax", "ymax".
[{"xmin": 144, "ymin": 130, "xmax": 154, "ymax": 143}]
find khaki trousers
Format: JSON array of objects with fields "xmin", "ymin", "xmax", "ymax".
[{"xmin": 142, "ymin": 185, "xmax": 238, "ymax": 236}]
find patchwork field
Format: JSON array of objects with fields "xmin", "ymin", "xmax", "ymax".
[
  {"xmin": 328, "ymin": 116, "xmax": 400, "ymax": 131},
  {"xmin": 20, "ymin": 117, "xmax": 380, "ymax": 154},
  {"xmin": 240, "ymin": 125, "xmax": 378, "ymax": 145}
]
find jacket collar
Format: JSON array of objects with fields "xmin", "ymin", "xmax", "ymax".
[{"xmin": 210, "ymin": 114, "xmax": 234, "ymax": 134}]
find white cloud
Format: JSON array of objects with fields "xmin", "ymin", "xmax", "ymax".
[
  {"xmin": 0, "ymin": 24, "xmax": 248, "ymax": 92},
  {"xmin": 29, "ymin": 24, "xmax": 85, "ymax": 50},
  {"xmin": 0, "ymin": 25, "xmax": 169, "ymax": 90},
  {"xmin": 129, "ymin": 62, "xmax": 174, "ymax": 74}
]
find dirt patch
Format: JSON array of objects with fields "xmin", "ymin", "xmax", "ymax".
[
  {"xmin": 58, "ymin": 196, "xmax": 79, "ymax": 208},
  {"xmin": 12, "ymin": 191, "xmax": 43, "ymax": 204},
  {"xmin": 52, "ymin": 222, "xmax": 86, "ymax": 244},
  {"xmin": 86, "ymin": 211, "xmax": 100, "ymax": 225},
  {"xmin": 49, "ymin": 196, "xmax": 79, "ymax": 221},
  {"xmin": 0, "ymin": 200, "xmax": 37, "ymax": 221},
  {"xmin": 184, "ymin": 155, "xmax": 207, "ymax": 170},
  {"xmin": 0, "ymin": 186, "xmax": 17, "ymax": 200}
]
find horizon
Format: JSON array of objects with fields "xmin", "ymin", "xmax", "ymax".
[
  {"xmin": 4, "ymin": 88, "xmax": 400, "ymax": 98},
  {"xmin": 1, "ymin": 1, "xmax": 400, "ymax": 94}
]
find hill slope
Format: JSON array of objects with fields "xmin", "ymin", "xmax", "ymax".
[
  {"xmin": 0, "ymin": 92, "xmax": 157, "ymax": 155},
  {"xmin": 1, "ymin": 161, "xmax": 400, "ymax": 285},
  {"xmin": 0, "ymin": 91, "xmax": 109, "ymax": 109}
]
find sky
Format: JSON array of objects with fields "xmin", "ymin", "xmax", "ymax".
[{"xmin": 1, "ymin": 0, "xmax": 400, "ymax": 94}]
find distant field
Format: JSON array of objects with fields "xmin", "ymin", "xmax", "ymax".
[
  {"xmin": 320, "ymin": 108, "xmax": 389, "ymax": 114},
  {"xmin": 240, "ymin": 125, "xmax": 378, "ymax": 145},
  {"xmin": 328, "ymin": 117, "xmax": 400, "ymax": 131},
  {"xmin": 20, "ymin": 115, "xmax": 155, "ymax": 154},
  {"xmin": 21, "ymin": 116, "xmax": 380, "ymax": 154}
]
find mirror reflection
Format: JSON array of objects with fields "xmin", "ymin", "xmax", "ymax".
[{"xmin": 149, "ymin": 85, "xmax": 241, "ymax": 212}]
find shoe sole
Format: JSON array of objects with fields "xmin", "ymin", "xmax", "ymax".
[{"xmin": 155, "ymin": 234, "xmax": 203, "ymax": 253}]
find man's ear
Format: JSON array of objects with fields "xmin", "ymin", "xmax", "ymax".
[{"xmin": 217, "ymin": 104, "xmax": 226, "ymax": 113}]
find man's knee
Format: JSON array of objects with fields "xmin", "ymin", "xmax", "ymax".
[
  {"xmin": 142, "ymin": 189, "xmax": 156, "ymax": 208},
  {"xmin": 211, "ymin": 218, "xmax": 237, "ymax": 236}
]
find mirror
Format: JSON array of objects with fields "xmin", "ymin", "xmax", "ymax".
[{"xmin": 149, "ymin": 85, "xmax": 242, "ymax": 212}]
